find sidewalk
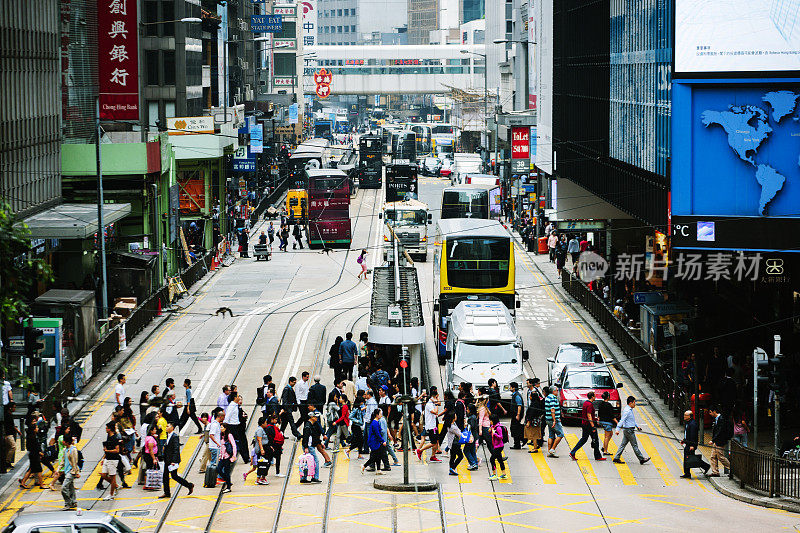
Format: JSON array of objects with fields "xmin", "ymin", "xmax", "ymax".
[{"xmin": 507, "ymin": 227, "xmax": 797, "ymax": 513}]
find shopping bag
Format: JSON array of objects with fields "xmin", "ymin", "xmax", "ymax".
[
  {"xmin": 144, "ymin": 468, "xmax": 162, "ymax": 491},
  {"xmin": 458, "ymin": 428, "xmax": 473, "ymax": 445}
]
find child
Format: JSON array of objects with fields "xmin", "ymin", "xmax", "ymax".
[
  {"xmin": 488, "ymin": 414, "xmax": 508, "ymax": 481},
  {"xmin": 357, "ymin": 249, "xmax": 368, "ymax": 280}
]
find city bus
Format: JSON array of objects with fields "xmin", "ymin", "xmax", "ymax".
[
  {"xmin": 433, "ymin": 219, "xmax": 517, "ymax": 362},
  {"xmin": 358, "ymin": 134, "xmax": 383, "ymax": 189},
  {"xmin": 410, "ymin": 124, "xmax": 433, "ymax": 157},
  {"xmin": 306, "ymin": 169, "xmax": 351, "ymax": 248},
  {"xmin": 392, "ymin": 131, "xmax": 417, "ymax": 162},
  {"xmin": 440, "ymin": 184, "xmax": 502, "ymax": 220}
]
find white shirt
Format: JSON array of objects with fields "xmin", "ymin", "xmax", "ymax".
[
  {"xmin": 296, "ymin": 379, "xmax": 310, "ymax": 401},
  {"xmin": 217, "ymin": 392, "xmax": 229, "ymax": 409},
  {"xmin": 356, "ymin": 376, "xmax": 369, "ymax": 391},
  {"xmin": 424, "ymin": 400, "xmax": 438, "ymax": 431},
  {"xmin": 224, "ymin": 402, "xmax": 240, "ymax": 425},
  {"xmin": 114, "ymin": 383, "xmax": 125, "ymax": 405},
  {"xmin": 207, "ymin": 420, "xmax": 222, "ymax": 449},
  {"xmin": 1, "ymin": 381, "xmax": 10, "ymax": 406},
  {"xmin": 364, "ymin": 397, "xmax": 378, "ymax": 423}
]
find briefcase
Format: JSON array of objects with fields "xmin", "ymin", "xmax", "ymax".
[{"xmin": 684, "ymin": 452, "xmax": 705, "ymax": 469}]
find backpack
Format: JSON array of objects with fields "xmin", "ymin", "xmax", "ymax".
[
  {"xmin": 357, "ymin": 254, "xmax": 363, "ymax": 264},
  {"xmin": 224, "ymin": 437, "xmax": 234, "ymax": 457},
  {"xmin": 77, "ymin": 449, "xmax": 84, "ymax": 470},
  {"xmin": 269, "ymin": 424, "xmax": 285, "ymax": 446},
  {"xmin": 501, "ymin": 424, "xmax": 509, "ymax": 443}
]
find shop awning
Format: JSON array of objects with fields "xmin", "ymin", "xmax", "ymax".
[{"xmin": 18, "ymin": 203, "xmax": 132, "ymax": 239}]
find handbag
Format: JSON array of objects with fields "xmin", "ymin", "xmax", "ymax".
[
  {"xmin": 684, "ymin": 452, "xmax": 705, "ymax": 469},
  {"xmin": 119, "ymin": 455, "xmax": 132, "ymax": 474},
  {"xmin": 458, "ymin": 428, "xmax": 473, "ymax": 445},
  {"xmin": 144, "ymin": 468, "xmax": 162, "ymax": 490}
]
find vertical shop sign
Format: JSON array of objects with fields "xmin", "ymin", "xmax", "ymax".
[{"xmin": 98, "ymin": 0, "xmax": 139, "ymax": 119}]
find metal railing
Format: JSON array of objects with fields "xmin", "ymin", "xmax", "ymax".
[
  {"xmin": 561, "ymin": 272, "xmax": 689, "ymax": 420},
  {"xmin": 40, "ymin": 252, "xmax": 213, "ymax": 418},
  {"xmin": 730, "ymin": 440, "xmax": 800, "ymax": 498}
]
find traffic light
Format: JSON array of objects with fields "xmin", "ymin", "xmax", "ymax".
[
  {"xmin": 769, "ymin": 354, "xmax": 787, "ymax": 398},
  {"xmin": 755, "ymin": 348, "xmax": 770, "ymax": 387},
  {"xmin": 24, "ymin": 323, "xmax": 45, "ymax": 364}
]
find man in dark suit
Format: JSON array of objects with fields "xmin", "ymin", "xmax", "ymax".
[
  {"xmin": 280, "ymin": 377, "xmax": 301, "ymax": 438},
  {"xmin": 680, "ymin": 410, "xmax": 710, "ymax": 478},
  {"xmin": 307, "ymin": 375, "xmax": 327, "ymax": 415},
  {"xmin": 159, "ymin": 422, "xmax": 194, "ymax": 498}
]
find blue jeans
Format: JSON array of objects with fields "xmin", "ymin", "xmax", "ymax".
[
  {"xmin": 463, "ymin": 442, "xmax": 478, "ymax": 467},
  {"xmin": 209, "ymin": 447, "xmax": 219, "ymax": 467}
]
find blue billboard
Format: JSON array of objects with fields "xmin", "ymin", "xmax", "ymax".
[
  {"xmin": 251, "ymin": 15, "xmax": 282, "ymax": 33},
  {"xmin": 672, "ymin": 81, "xmax": 800, "ymax": 219}
]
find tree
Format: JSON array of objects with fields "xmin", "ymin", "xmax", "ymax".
[{"xmin": 0, "ymin": 201, "xmax": 53, "ymax": 324}]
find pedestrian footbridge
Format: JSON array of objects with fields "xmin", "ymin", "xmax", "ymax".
[{"xmin": 303, "ymin": 44, "xmax": 486, "ymax": 95}]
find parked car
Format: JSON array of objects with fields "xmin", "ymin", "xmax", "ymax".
[
  {"xmin": 2, "ymin": 511, "xmax": 135, "ymax": 533},
  {"xmin": 439, "ymin": 158, "xmax": 454, "ymax": 179},
  {"xmin": 547, "ymin": 342, "xmax": 610, "ymax": 385},
  {"xmin": 555, "ymin": 363, "xmax": 623, "ymax": 424}
]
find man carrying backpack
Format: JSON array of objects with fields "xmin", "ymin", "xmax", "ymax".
[{"xmin": 265, "ymin": 414, "xmax": 286, "ymax": 477}]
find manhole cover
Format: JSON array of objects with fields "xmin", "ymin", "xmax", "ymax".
[{"xmin": 116, "ymin": 510, "xmax": 155, "ymax": 518}]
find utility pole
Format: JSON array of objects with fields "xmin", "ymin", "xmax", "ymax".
[
  {"xmin": 772, "ymin": 335, "xmax": 782, "ymax": 457},
  {"xmin": 95, "ymin": 98, "xmax": 109, "ymax": 318}
]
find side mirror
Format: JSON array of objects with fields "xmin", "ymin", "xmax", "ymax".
[
  {"xmin": 445, "ymin": 350, "xmax": 452, "ymax": 360},
  {"xmin": 516, "ymin": 300, "xmax": 521, "ymax": 309},
  {"xmin": 547, "ymin": 357, "xmax": 555, "ymax": 364},
  {"xmin": 428, "ymin": 213, "xmax": 433, "ymax": 220},
  {"xmin": 427, "ymin": 219, "xmax": 432, "ymax": 225},
  {"xmin": 522, "ymin": 350, "xmax": 529, "ymax": 361},
  {"xmin": 433, "ymin": 302, "xmax": 439, "ymax": 312},
  {"xmin": 616, "ymin": 383, "xmax": 623, "ymax": 389},
  {"xmin": 378, "ymin": 212, "xmax": 383, "ymax": 219}
]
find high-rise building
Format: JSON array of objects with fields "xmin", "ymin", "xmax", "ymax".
[
  {"xmin": 0, "ymin": 0, "xmax": 62, "ymax": 217},
  {"xmin": 408, "ymin": 0, "xmax": 438, "ymax": 44},
  {"xmin": 462, "ymin": 0, "xmax": 485, "ymax": 23},
  {"xmin": 317, "ymin": 0, "xmax": 406, "ymax": 45}
]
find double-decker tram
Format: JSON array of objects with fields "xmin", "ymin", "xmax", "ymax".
[
  {"xmin": 305, "ymin": 169, "xmax": 352, "ymax": 248},
  {"xmin": 433, "ymin": 219, "xmax": 517, "ymax": 362},
  {"xmin": 358, "ymin": 134, "xmax": 383, "ymax": 189}
]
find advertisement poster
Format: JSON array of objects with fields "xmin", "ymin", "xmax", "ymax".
[
  {"xmin": 98, "ymin": 0, "xmax": 139, "ymax": 119},
  {"xmin": 250, "ymin": 123, "xmax": 263, "ymax": 153},
  {"xmin": 289, "ymin": 103, "xmax": 299, "ymax": 124},
  {"xmin": 534, "ymin": 0, "xmax": 553, "ymax": 174}
]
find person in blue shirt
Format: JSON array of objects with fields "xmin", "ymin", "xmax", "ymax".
[
  {"xmin": 339, "ymin": 332, "xmax": 358, "ymax": 381},
  {"xmin": 613, "ymin": 396, "xmax": 651, "ymax": 465},
  {"xmin": 361, "ymin": 410, "xmax": 388, "ymax": 474}
]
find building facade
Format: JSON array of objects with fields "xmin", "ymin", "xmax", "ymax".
[
  {"xmin": 408, "ymin": 0, "xmax": 438, "ymax": 44},
  {"xmin": 1, "ymin": 0, "xmax": 63, "ymax": 217}
]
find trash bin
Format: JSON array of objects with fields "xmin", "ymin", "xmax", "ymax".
[{"xmin": 538, "ymin": 237, "xmax": 548, "ymax": 255}]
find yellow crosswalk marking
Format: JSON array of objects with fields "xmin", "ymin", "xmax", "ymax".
[
  {"xmin": 528, "ymin": 449, "xmax": 556, "ymax": 484},
  {"xmin": 637, "ymin": 434, "xmax": 677, "ymax": 486},
  {"xmin": 333, "ymin": 451, "xmax": 350, "ymax": 484},
  {"xmin": 606, "ymin": 440, "xmax": 636, "ymax": 485},
  {"xmin": 290, "ymin": 443, "xmax": 303, "ymax": 485},
  {"xmin": 455, "ymin": 452, "xmax": 471, "ymax": 483},
  {"xmin": 80, "ymin": 460, "xmax": 104, "ymax": 491},
  {"xmin": 564, "ymin": 433, "xmax": 599, "ymax": 485}
]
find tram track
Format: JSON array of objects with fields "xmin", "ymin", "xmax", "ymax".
[{"xmin": 153, "ymin": 186, "xmax": 380, "ymax": 533}]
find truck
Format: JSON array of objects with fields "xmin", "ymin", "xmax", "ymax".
[
  {"xmin": 444, "ymin": 299, "xmax": 529, "ymax": 396},
  {"xmin": 379, "ymin": 198, "xmax": 432, "ymax": 261},
  {"xmin": 451, "ymin": 153, "xmax": 484, "ymax": 185}
]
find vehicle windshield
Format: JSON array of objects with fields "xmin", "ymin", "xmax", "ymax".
[
  {"xmin": 309, "ymin": 177, "xmax": 347, "ymax": 191},
  {"xmin": 558, "ymin": 345, "xmax": 603, "ymax": 364},
  {"xmin": 563, "ymin": 370, "xmax": 614, "ymax": 389},
  {"xmin": 432, "ymin": 125, "xmax": 454, "ymax": 134},
  {"xmin": 111, "ymin": 517, "xmax": 137, "ymax": 533},
  {"xmin": 384, "ymin": 209, "xmax": 426, "ymax": 225},
  {"xmin": 289, "ymin": 156, "xmax": 321, "ymax": 170},
  {"xmin": 456, "ymin": 342, "xmax": 517, "ymax": 364},
  {"xmin": 441, "ymin": 189, "xmax": 489, "ymax": 219},
  {"xmin": 446, "ymin": 237, "xmax": 510, "ymax": 289}
]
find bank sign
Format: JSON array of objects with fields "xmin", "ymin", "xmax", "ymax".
[{"xmin": 98, "ymin": 0, "xmax": 139, "ymax": 120}]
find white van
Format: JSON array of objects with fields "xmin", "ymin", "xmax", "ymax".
[
  {"xmin": 444, "ymin": 299, "xmax": 528, "ymax": 397},
  {"xmin": 451, "ymin": 153, "xmax": 483, "ymax": 185}
]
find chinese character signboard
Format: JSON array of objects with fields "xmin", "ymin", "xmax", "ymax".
[
  {"xmin": 273, "ymin": 5, "xmax": 297, "ymax": 17},
  {"xmin": 314, "ymin": 69, "xmax": 332, "ymax": 99},
  {"xmin": 232, "ymin": 145, "xmax": 257, "ymax": 172},
  {"xmin": 98, "ymin": 0, "xmax": 139, "ymax": 120},
  {"xmin": 301, "ymin": 0, "xmax": 317, "ymax": 47},
  {"xmin": 251, "ymin": 15, "xmax": 282, "ymax": 32}
]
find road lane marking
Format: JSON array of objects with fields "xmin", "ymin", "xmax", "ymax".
[
  {"xmin": 563, "ymin": 433, "xmax": 599, "ymax": 485},
  {"xmin": 528, "ymin": 449, "xmax": 556, "ymax": 484},
  {"xmin": 637, "ymin": 434, "xmax": 677, "ymax": 486},
  {"xmin": 455, "ymin": 452, "xmax": 471, "ymax": 483},
  {"xmin": 605, "ymin": 440, "xmax": 636, "ymax": 485}
]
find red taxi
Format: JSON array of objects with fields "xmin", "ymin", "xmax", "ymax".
[{"xmin": 555, "ymin": 362, "xmax": 623, "ymax": 424}]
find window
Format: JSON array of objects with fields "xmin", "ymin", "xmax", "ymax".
[
  {"xmin": 76, "ymin": 526, "xmax": 119, "ymax": 533},
  {"xmin": 343, "ymin": 8, "xmax": 348, "ymax": 15},
  {"xmin": 351, "ymin": 25, "xmax": 355, "ymax": 33},
  {"xmin": 144, "ymin": 1, "xmax": 158, "ymax": 36},
  {"xmin": 274, "ymin": 54, "xmax": 296, "ymax": 76},
  {"xmin": 344, "ymin": 25, "xmax": 349, "ymax": 32},
  {"xmin": 446, "ymin": 237, "xmax": 510, "ymax": 289},
  {"xmin": 162, "ymin": 1, "xmax": 175, "ymax": 36},
  {"xmin": 147, "ymin": 101, "xmax": 159, "ymax": 129},
  {"xmin": 145, "ymin": 50, "xmax": 159, "ymax": 85},
  {"xmin": 351, "ymin": 7, "xmax": 356, "ymax": 15},
  {"xmin": 163, "ymin": 51, "xmax": 176, "ymax": 85},
  {"xmin": 337, "ymin": 8, "xmax": 342, "ymax": 15},
  {"xmin": 274, "ymin": 21, "xmax": 296, "ymax": 39},
  {"xmin": 337, "ymin": 26, "xmax": 342, "ymax": 33},
  {"xmin": 505, "ymin": 20, "xmax": 513, "ymax": 34},
  {"xmin": 31, "ymin": 528, "xmax": 72, "ymax": 533}
]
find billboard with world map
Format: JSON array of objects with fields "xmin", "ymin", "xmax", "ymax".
[{"xmin": 672, "ymin": 80, "xmax": 800, "ymax": 251}]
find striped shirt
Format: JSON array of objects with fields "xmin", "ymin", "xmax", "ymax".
[{"xmin": 544, "ymin": 394, "xmax": 561, "ymax": 424}]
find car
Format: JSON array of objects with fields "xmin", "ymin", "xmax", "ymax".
[
  {"xmin": 421, "ymin": 156, "xmax": 442, "ymax": 176},
  {"xmin": 439, "ymin": 158, "xmax": 454, "ymax": 179},
  {"xmin": 2, "ymin": 510, "xmax": 136, "ymax": 533},
  {"xmin": 547, "ymin": 342, "xmax": 610, "ymax": 385},
  {"xmin": 555, "ymin": 363, "xmax": 623, "ymax": 424}
]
